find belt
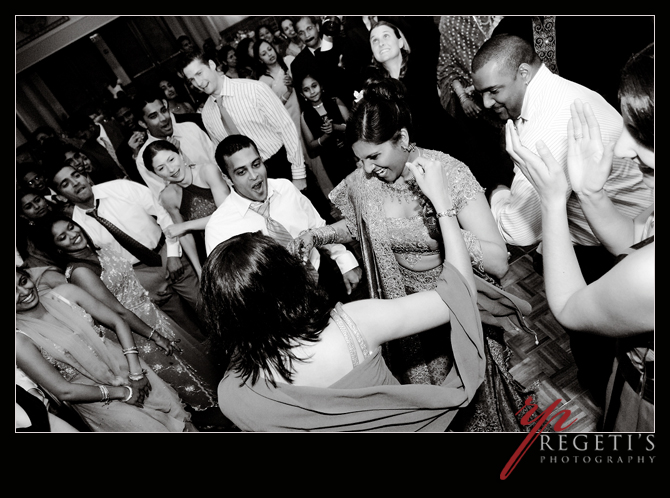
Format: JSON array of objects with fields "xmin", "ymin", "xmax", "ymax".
[{"xmin": 133, "ymin": 233, "xmax": 166, "ymax": 267}]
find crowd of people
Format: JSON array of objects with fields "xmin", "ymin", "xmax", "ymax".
[{"xmin": 16, "ymin": 16, "xmax": 653, "ymax": 433}]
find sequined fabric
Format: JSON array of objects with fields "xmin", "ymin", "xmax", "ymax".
[
  {"xmin": 180, "ymin": 183, "xmax": 218, "ymax": 222},
  {"xmin": 66, "ymin": 246, "xmax": 218, "ymax": 411},
  {"xmin": 330, "ymin": 148, "xmax": 533, "ymax": 431}
]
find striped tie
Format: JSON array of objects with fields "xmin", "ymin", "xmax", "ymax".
[
  {"xmin": 249, "ymin": 200, "xmax": 293, "ymax": 249},
  {"xmin": 249, "ymin": 200, "xmax": 319, "ymax": 283}
]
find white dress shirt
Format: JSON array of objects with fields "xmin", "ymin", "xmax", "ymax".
[
  {"xmin": 135, "ymin": 114, "xmax": 219, "ymax": 200},
  {"xmin": 200, "ymin": 75, "xmax": 306, "ymax": 181},
  {"xmin": 491, "ymin": 64, "xmax": 653, "ymax": 247},
  {"xmin": 205, "ymin": 178, "xmax": 358, "ymax": 274},
  {"xmin": 71, "ymin": 179, "xmax": 181, "ymax": 264}
]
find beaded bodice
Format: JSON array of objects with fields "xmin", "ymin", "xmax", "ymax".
[{"xmin": 180, "ymin": 183, "xmax": 217, "ymax": 222}]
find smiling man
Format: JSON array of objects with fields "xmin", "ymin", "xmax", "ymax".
[
  {"xmin": 180, "ymin": 51, "xmax": 307, "ymax": 193},
  {"xmin": 472, "ymin": 33, "xmax": 654, "ymax": 406},
  {"xmin": 205, "ymin": 134, "xmax": 362, "ymax": 301},
  {"xmin": 45, "ymin": 164, "xmax": 205, "ymax": 340},
  {"xmin": 471, "ymin": 34, "xmax": 652, "ymax": 256},
  {"xmin": 132, "ymin": 92, "xmax": 218, "ymax": 200}
]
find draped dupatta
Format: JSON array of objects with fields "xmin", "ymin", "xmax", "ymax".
[{"xmin": 16, "ymin": 291, "xmax": 127, "ymax": 387}]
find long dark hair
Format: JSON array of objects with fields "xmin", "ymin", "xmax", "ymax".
[
  {"xmin": 619, "ymin": 42, "xmax": 654, "ymax": 151},
  {"xmin": 200, "ymin": 232, "xmax": 333, "ymax": 387},
  {"xmin": 253, "ymin": 39, "xmax": 289, "ymax": 76},
  {"xmin": 31, "ymin": 213, "xmax": 101, "ymax": 271}
]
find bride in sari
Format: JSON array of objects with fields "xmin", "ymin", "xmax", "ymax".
[{"xmin": 291, "ymin": 79, "xmax": 537, "ymax": 431}]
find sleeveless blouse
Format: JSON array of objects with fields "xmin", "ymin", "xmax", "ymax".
[{"xmin": 180, "ymin": 183, "xmax": 218, "ymax": 222}]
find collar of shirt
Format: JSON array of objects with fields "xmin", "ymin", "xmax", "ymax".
[
  {"xmin": 216, "ymin": 74, "xmax": 234, "ymax": 99},
  {"xmin": 96, "ymin": 122, "xmax": 111, "ymax": 146},
  {"xmin": 518, "ymin": 63, "xmax": 551, "ymax": 124},
  {"xmin": 228, "ymin": 180, "xmax": 280, "ymax": 217}
]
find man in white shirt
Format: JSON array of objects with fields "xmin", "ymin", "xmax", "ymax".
[
  {"xmin": 132, "ymin": 94, "xmax": 218, "ymax": 200},
  {"xmin": 472, "ymin": 34, "xmax": 652, "ymax": 268},
  {"xmin": 47, "ymin": 164, "xmax": 204, "ymax": 339},
  {"xmin": 471, "ymin": 33, "xmax": 653, "ymax": 405},
  {"xmin": 206, "ymin": 134, "xmax": 362, "ymax": 301}
]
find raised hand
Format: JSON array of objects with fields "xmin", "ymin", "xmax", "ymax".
[
  {"xmin": 505, "ymin": 120, "xmax": 569, "ymax": 208},
  {"xmin": 565, "ymin": 99, "xmax": 615, "ymax": 197},
  {"xmin": 405, "ymin": 156, "xmax": 453, "ymax": 213}
]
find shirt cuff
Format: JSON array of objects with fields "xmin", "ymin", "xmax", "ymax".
[
  {"xmin": 489, "ymin": 186, "xmax": 511, "ymax": 220},
  {"xmin": 166, "ymin": 238, "xmax": 182, "ymax": 258},
  {"xmin": 327, "ymin": 246, "xmax": 359, "ymax": 274}
]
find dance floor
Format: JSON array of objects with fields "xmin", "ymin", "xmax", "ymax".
[{"xmin": 501, "ymin": 243, "xmax": 603, "ymax": 432}]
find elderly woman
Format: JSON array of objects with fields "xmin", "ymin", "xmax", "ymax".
[{"xmin": 505, "ymin": 43, "xmax": 655, "ymax": 431}]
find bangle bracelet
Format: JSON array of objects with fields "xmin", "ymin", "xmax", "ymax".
[
  {"xmin": 310, "ymin": 225, "xmax": 338, "ymax": 246},
  {"xmin": 122, "ymin": 386, "xmax": 133, "ymax": 403},
  {"xmin": 436, "ymin": 208, "xmax": 458, "ymax": 218},
  {"xmin": 98, "ymin": 385, "xmax": 111, "ymax": 405},
  {"xmin": 128, "ymin": 372, "xmax": 145, "ymax": 381},
  {"xmin": 122, "ymin": 346, "xmax": 139, "ymax": 356},
  {"xmin": 317, "ymin": 137, "xmax": 322, "ymax": 146}
]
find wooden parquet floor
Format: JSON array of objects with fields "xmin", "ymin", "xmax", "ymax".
[{"xmin": 500, "ymin": 243, "xmax": 603, "ymax": 432}]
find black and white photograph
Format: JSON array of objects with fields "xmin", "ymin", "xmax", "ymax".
[{"xmin": 15, "ymin": 14, "xmax": 655, "ymax": 482}]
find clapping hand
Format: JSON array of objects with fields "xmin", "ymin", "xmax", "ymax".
[
  {"xmin": 565, "ymin": 99, "xmax": 615, "ymax": 197},
  {"xmin": 505, "ymin": 120, "xmax": 569, "ymax": 208}
]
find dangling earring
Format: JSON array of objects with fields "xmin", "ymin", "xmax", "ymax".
[{"xmin": 400, "ymin": 142, "xmax": 416, "ymax": 153}]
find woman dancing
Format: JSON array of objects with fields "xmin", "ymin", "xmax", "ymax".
[{"xmin": 291, "ymin": 79, "xmax": 537, "ymax": 431}]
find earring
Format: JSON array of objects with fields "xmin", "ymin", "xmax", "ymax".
[{"xmin": 400, "ymin": 142, "xmax": 416, "ymax": 153}]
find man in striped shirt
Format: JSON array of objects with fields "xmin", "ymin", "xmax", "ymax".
[
  {"xmin": 472, "ymin": 33, "xmax": 653, "ymax": 406},
  {"xmin": 472, "ymin": 34, "xmax": 652, "ymax": 271},
  {"xmin": 180, "ymin": 51, "xmax": 307, "ymax": 193}
]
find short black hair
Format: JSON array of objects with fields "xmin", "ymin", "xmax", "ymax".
[
  {"xmin": 132, "ymin": 91, "xmax": 166, "ymax": 124},
  {"xmin": 471, "ymin": 33, "xmax": 539, "ymax": 76},
  {"xmin": 214, "ymin": 134, "xmax": 260, "ymax": 173},
  {"xmin": 200, "ymin": 232, "xmax": 333, "ymax": 387}
]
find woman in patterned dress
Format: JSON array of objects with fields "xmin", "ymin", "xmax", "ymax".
[
  {"xmin": 291, "ymin": 79, "xmax": 537, "ymax": 431},
  {"xmin": 33, "ymin": 214, "xmax": 221, "ymax": 415},
  {"xmin": 142, "ymin": 139, "xmax": 231, "ymax": 271}
]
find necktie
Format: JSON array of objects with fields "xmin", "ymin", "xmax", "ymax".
[
  {"xmin": 86, "ymin": 199, "xmax": 163, "ymax": 267},
  {"xmin": 249, "ymin": 200, "xmax": 319, "ymax": 283},
  {"xmin": 215, "ymin": 97, "xmax": 240, "ymax": 136},
  {"xmin": 249, "ymin": 200, "xmax": 294, "ymax": 249},
  {"xmin": 98, "ymin": 136, "xmax": 121, "ymax": 167}
]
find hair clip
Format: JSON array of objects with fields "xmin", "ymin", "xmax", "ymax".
[{"xmin": 353, "ymin": 90, "xmax": 364, "ymax": 103}]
